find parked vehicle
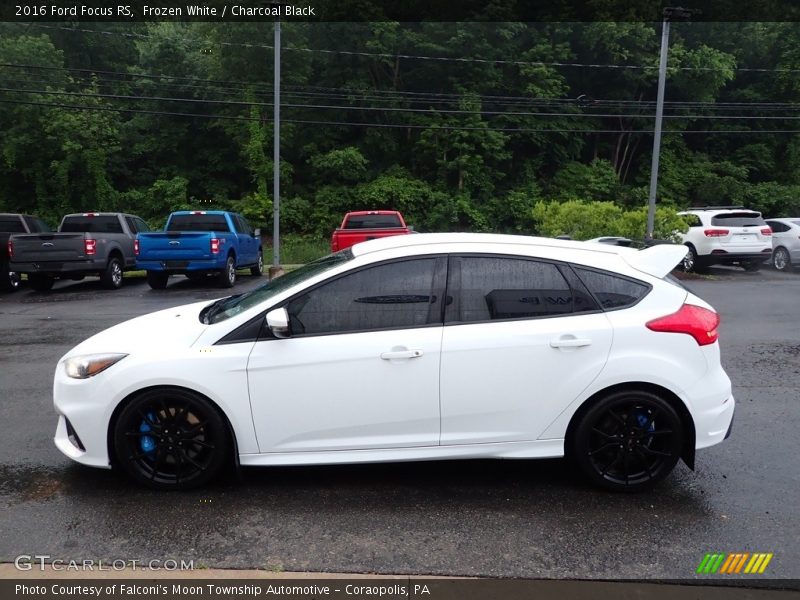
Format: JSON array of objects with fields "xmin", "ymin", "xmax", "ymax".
[
  {"xmin": 1, "ymin": 213, "xmax": 51, "ymax": 291},
  {"xmin": 53, "ymin": 233, "xmax": 733, "ymax": 492},
  {"xmin": 135, "ymin": 210, "xmax": 263, "ymax": 290},
  {"xmin": 8, "ymin": 212, "xmax": 148, "ymax": 291},
  {"xmin": 678, "ymin": 206, "xmax": 772, "ymax": 273},
  {"xmin": 764, "ymin": 217, "xmax": 800, "ymax": 272},
  {"xmin": 330, "ymin": 210, "xmax": 412, "ymax": 252}
]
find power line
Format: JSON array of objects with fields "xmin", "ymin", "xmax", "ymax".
[
  {"xmin": 6, "ymin": 86, "xmax": 800, "ymax": 121},
  {"xmin": 4, "ymin": 63, "xmax": 800, "ymax": 112},
  {"xmin": 3, "ymin": 97, "xmax": 800, "ymax": 134}
]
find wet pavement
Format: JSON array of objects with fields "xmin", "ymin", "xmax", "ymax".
[{"xmin": 0, "ymin": 268, "xmax": 798, "ymax": 580}]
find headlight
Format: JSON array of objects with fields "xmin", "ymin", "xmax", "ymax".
[{"xmin": 64, "ymin": 353, "xmax": 128, "ymax": 379}]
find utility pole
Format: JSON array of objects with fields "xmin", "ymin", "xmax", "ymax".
[
  {"xmin": 646, "ymin": 7, "xmax": 692, "ymax": 241},
  {"xmin": 269, "ymin": 6, "xmax": 284, "ymax": 279}
]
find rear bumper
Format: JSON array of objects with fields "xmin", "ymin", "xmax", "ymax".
[
  {"xmin": 701, "ymin": 251, "xmax": 771, "ymax": 265},
  {"xmin": 136, "ymin": 259, "xmax": 225, "ymax": 273},
  {"xmin": 9, "ymin": 259, "xmax": 106, "ymax": 274}
]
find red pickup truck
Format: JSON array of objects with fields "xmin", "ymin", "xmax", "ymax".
[{"xmin": 330, "ymin": 210, "xmax": 413, "ymax": 252}]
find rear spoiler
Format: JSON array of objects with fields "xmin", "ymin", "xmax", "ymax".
[{"xmin": 622, "ymin": 243, "xmax": 688, "ymax": 278}]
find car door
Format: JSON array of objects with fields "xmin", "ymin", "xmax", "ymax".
[
  {"xmin": 232, "ymin": 214, "xmax": 257, "ymax": 265},
  {"xmin": 246, "ymin": 256, "xmax": 447, "ymax": 453},
  {"xmin": 439, "ymin": 255, "xmax": 613, "ymax": 445}
]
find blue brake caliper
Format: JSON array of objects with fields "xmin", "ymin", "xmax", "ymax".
[
  {"xmin": 139, "ymin": 412, "xmax": 157, "ymax": 455},
  {"xmin": 633, "ymin": 409, "xmax": 655, "ymax": 435}
]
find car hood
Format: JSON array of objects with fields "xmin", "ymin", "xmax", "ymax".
[{"xmin": 61, "ymin": 300, "xmax": 211, "ymax": 359}]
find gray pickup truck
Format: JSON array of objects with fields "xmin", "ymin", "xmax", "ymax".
[
  {"xmin": 8, "ymin": 212, "xmax": 150, "ymax": 291},
  {"xmin": 1, "ymin": 213, "xmax": 52, "ymax": 291}
]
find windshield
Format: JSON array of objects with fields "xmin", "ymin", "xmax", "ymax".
[{"xmin": 201, "ymin": 250, "xmax": 354, "ymax": 324}]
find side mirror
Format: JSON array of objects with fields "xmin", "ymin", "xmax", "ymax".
[
  {"xmin": 265, "ymin": 307, "xmax": 290, "ymax": 338},
  {"xmin": 253, "ymin": 228, "xmax": 261, "ymax": 237}
]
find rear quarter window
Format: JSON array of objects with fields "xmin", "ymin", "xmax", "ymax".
[
  {"xmin": 574, "ymin": 267, "xmax": 651, "ymax": 310},
  {"xmin": 60, "ymin": 216, "xmax": 123, "ymax": 233},
  {"xmin": 710, "ymin": 212, "xmax": 765, "ymax": 227},
  {"xmin": 344, "ymin": 214, "xmax": 402, "ymax": 229},
  {"xmin": 168, "ymin": 215, "xmax": 230, "ymax": 232}
]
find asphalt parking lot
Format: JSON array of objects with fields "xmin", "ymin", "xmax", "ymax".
[{"xmin": 0, "ymin": 267, "xmax": 798, "ymax": 580}]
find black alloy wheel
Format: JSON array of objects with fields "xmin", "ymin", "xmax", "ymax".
[
  {"xmin": 113, "ymin": 388, "xmax": 229, "ymax": 490},
  {"xmin": 572, "ymin": 390, "xmax": 683, "ymax": 492}
]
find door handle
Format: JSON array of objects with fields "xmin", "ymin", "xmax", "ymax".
[
  {"xmin": 549, "ymin": 337, "xmax": 592, "ymax": 348},
  {"xmin": 380, "ymin": 349, "xmax": 424, "ymax": 360}
]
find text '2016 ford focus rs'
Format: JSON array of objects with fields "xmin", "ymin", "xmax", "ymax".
[{"xmin": 53, "ymin": 233, "xmax": 734, "ymax": 492}]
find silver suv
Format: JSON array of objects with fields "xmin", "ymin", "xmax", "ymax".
[{"xmin": 678, "ymin": 207, "xmax": 772, "ymax": 272}]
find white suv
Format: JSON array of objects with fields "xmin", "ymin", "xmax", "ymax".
[{"xmin": 678, "ymin": 207, "xmax": 772, "ymax": 272}]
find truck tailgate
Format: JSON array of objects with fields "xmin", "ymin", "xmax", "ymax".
[
  {"xmin": 9, "ymin": 233, "xmax": 86, "ymax": 262},
  {"xmin": 137, "ymin": 232, "xmax": 214, "ymax": 260}
]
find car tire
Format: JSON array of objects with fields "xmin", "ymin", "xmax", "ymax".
[
  {"xmin": 571, "ymin": 389, "xmax": 683, "ymax": 492},
  {"xmin": 682, "ymin": 245, "xmax": 708, "ymax": 274},
  {"xmin": 772, "ymin": 247, "xmax": 792, "ymax": 272},
  {"xmin": 29, "ymin": 273, "xmax": 55, "ymax": 292},
  {"xmin": 100, "ymin": 256, "xmax": 124, "ymax": 290},
  {"xmin": 113, "ymin": 387, "xmax": 230, "ymax": 490},
  {"xmin": 743, "ymin": 260, "xmax": 763, "ymax": 272},
  {"xmin": 146, "ymin": 271, "xmax": 169, "ymax": 290},
  {"xmin": 218, "ymin": 255, "xmax": 236, "ymax": 288},
  {"xmin": 1, "ymin": 262, "xmax": 19, "ymax": 292},
  {"xmin": 250, "ymin": 252, "xmax": 263, "ymax": 277}
]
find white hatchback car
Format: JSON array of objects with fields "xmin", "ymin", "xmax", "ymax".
[
  {"xmin": 764, "ymin": 217, "xmax": 800, "ymax": 271},
  {"xmin": 54, "ymin": 234, "xmax": 734, "ymax": 492},
  {"xmin": 678, "ymin": 207, "xmax": 772, "ymax": 272}
]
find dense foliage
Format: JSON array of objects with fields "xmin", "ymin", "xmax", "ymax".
[{"xmin": 2, "ymin": 21, "xmax": 800, "ymax": 239}]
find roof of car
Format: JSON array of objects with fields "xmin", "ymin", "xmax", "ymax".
[{"xmin": 350, "ymin": 232, "xmax": 636, "ymax": 257}]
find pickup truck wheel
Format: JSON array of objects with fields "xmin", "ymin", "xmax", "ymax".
[
  {"xmin": 1, "ymin": 262, "xmax": 19, "ymax": 291},
  {"xmin": 29, "ymin": 273, "xmax": 54, "ymax": 292},
  {"xmin": 251, "ymin": 253, "xmax": 263, "ymax": 277},
  {"xmin": 218, "ymin": 255, "xmax": 236, "ymax": 288},
  {"xmin": 146, "ymin": 271, "xmax": 169, "ymax": 290},
  {"xmin": 101, "ymin": 257, "xmax": 124, "ymax": 290}
]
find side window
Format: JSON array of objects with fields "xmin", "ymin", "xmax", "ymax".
[
  {"xmin": 232, "ymin": 215, "xmax": 247, "ymax": 234},
  {"xmin": 574, "ymin": 267, "xmax": 650, "ymax": 310},
  {"xmin": 134, "ymin": 217, "xmax": 150, "ymax": 232},
  {"xmin": 286, "ymin": 258, "xmax": 440, "ymax": 335},
  {"xmin": 685, "ymin": 214, "xmax": 703, "ymax": 227},
  {"xmin": 766, "ymin": 220, "xmax": 787, "ymax": 233},
  {"xmin": 239, "ymin": 216, "xmax": 254, "ymax": 235},
  {"xmin": 33, "ymin": 218, "xmax": 51, "ymax": 232},
  {"xmin": 125, "ymin": 216, "xmax": 138, "ymax": 233},
  {"xmin": 446, "ymin": 256, "xmax": 598, "ymax": 323}
]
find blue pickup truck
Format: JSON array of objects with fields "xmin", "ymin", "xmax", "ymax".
[{"xmin": 135, "ymin": 211, "xmax": 263, "ymax": 289}]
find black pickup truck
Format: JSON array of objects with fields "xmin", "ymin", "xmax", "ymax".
[
  {"xmin": 1, "ymin": 213, "xmax": 52, "ymax": 291},
  {"xmin": 8, "ymin": 212, "xmax": 150, "ymax": 291}
]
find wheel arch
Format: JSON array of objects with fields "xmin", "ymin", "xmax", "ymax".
[
  {"xmin": 564, "ymin": 381, "xmax": 696, "ymax": 470},
  {"xmin": 106, "ymin": 384, "xmax": 240, "ymax": 472}
]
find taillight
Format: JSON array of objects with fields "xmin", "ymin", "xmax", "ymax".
[
  {"xmin": 84, "ymin": 239, "xmax": 96, "ymax": 256},
  {"xmin": 761, "ymin": 228, "xmax": 772, "ymax": 236},
  {"xmin": 134, "ymin": 239, "xmax": 139, "ymax": 256},
  {"xmin": 7, "ymin": 239, "xmax": 12, "ymax": 258},
  {"xmin": 210, "ymin": 238, "xmax": 220, "ymax": 254},
  {"xmin": 646, "ymin": 303, "xmax": 720, "ymax": 346},
  {"xmin": 703, "ymin": 229, "xmax": 729, "ymax": 237}
]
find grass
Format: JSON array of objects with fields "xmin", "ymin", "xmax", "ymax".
[{"xmin": 264, "ymin": 235, "xmax": 329, "ymax": 265}]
